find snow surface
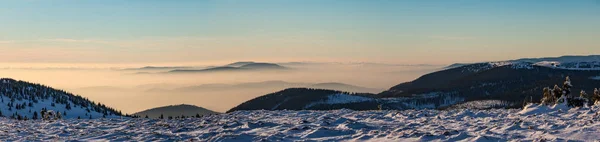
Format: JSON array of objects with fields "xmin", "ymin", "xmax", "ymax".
[
  {"xmin": 591, "ymin": 76, "xmax": 600, "ymax": 80},
  {"xmin": 3, "ymin": 107, "xmax": 600, "ymax": 141},
  {"xmin": 449, "ymin": 100, "xmax": 516, "ymax": 110},
  {"xmin": 304, "ymin": 94, "xmax": 375, "ymax": 108}
]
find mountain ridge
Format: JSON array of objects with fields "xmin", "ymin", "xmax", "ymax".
[
  {"xmin": 133, "ymin": 104, "xmax": 219, "ymax": 118},
  {"xmin": 168, "ymin": 62, "xmax": 288, "ymax": 73}
]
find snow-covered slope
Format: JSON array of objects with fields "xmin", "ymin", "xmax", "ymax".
[
  {"xmin": 3, "ymin": 107, "xmax": 600, "ymax": 141},
  {"xmin": 0, "ymin": 78, "xmax": 122, "ymax": 119},
  {"xmin": 304, "ymin": 94, "xmax": 375, "ymax": 109},
  {"xmin": 457, "ymin": 55, "xmax": 600, "ymax": 72},
  {"xmin": 381, "ymin": 55, "xmax": 600, "ymax": 109}
]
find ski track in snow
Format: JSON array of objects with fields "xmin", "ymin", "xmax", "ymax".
[{"xmin": 2, "ymin": 106, "xmax": 600, "ymax": 141}]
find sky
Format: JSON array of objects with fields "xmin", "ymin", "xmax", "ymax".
[{"xmin": 1, "ymin": 0, "xmax": 600, "ymax": 66}]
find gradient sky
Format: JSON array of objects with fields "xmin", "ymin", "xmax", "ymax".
[{"xmin": 1, "ymin": 0, "xmax": 599, "ymax": 65}]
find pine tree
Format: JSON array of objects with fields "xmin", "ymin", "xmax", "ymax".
[
  {"xmin": 563, "ymin": 76, "xmax": 573, "ymax": 98},
  {"xmin": 65, "ymin": 103, "xmax": 71, "ymax": 110},
  {"xmin": 32, "ymin": 111, "xmax": 38, "ymax": 120},
  {"xmin": 41, "ymin": 109, "xmax": 46, "ymax": 119},
  {"xmin": 553, "ymin": 85, "xmax": 564, "ymax": 103},
  {"xmin": 580, "ymin": 90, "xmax": 590, "ymax": 105},
  {"xmin": 145, "ymin": 115, "xmax": 149, "ymax": 119},
  {"xmin": 196, "ymin": 113, "xmax": 201, "ymax": 118},
  {"xmin": 160, "ymin": 114, "xmax": 164, "ymax": 119}
]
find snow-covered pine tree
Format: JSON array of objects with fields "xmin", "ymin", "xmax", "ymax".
[
  {"xmin": 580, "ymin": 90, "xmax": 588, "ymax": 98},
  {"xmin": 578, "ymin": 90, "xmax": 590, "ymax": 106},
  {"xmin": 541, "ymin": 87, "xmax": 554, "ymax": 105},
  {"xmin": 558, "ymin": 76, "xmax": 587, "ymax": 107},
  {"xmin": 563, "ymin": 76, "xmax": 573, "ymax": 98},
  {"xmin": 553, "ymin": 85, "xmax": 564, "ymax": 103}
]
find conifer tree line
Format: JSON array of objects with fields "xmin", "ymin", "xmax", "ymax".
[
  {"xmin": 540, "ymin": 76, "xmax": 600, "ymax": 107},
  {"xmin": 0, "ymin": 78, "xmax": 123, "ymax": 120}
]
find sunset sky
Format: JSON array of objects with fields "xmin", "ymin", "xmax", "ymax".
[{"xmin": 1, "ymin": 0, "xmax": 599, "ymax": 65}]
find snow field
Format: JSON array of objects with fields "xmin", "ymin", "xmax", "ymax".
[{"xmin": 1, "ymin": 106, "xmax": 600, "ymax": 141}]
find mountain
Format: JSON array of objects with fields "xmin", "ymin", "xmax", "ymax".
[
  {"xmin": 444, "ymin": 63, "xmax": 470, "ymax": 69},
  {"xmin": 168, "ymin": 62, "xmax": 288, "ymax": 73},
  {"xmin": 169, "ymin": 66, "xmax": 242, "ymax": 73},
  {"xmin": 227, "ymin": 88, "xmax": 378, "ymax": 113},
  {"xmin": 133, "ymin": 104, "xmax": 219, "ymax": 118},
  {"xmin": 309, "ymin": 82, "xmax": 383, "ymax": 93},
  {"xmin": 124, "ymin": 66, "xmax": 193, "ymax": 70},
  {"xmin": 378, "ymin": 55, "xmax": 600, "ymax": 109},
  {"xmin": 228, "ymin": 55, "xmax": 600, "ymax": 112},
  {"xmin": 238, "ymin": 63, "xmax": 287, "ymax": 69},
  {"xmin": 226, "ymin": 61, "xmax": 256, "ymax": 67},
  {"xmin": 0, "ymin": 78, "xmax": 123, "ymax": 119}
]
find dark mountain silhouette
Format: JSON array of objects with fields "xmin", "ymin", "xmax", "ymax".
[
  {"xmin": 309, "ymin": 83, "xmax": 382, "ymax": 93},
  {"xmin": 444, "ymin": 63, "xmax": 470, "ymax": 69},
  {"xmin": 0, "ymin": 78, "xmax": 123, "ymax": 119},
  {"xmin": 227, "ymin": 88, "xmax": 377, "ymax": 113},
  {"xmin": 124, "ymin": 66, "xmax": 193, "ymax": 70},
  {"xmin": 168, "ymin": 62, "xmax": 288, "ymax": 73},
  {"xmin": 169, "ymin": 66, "xmax": 243, "ymax": 73},
  {"xmin": 226, "ymin": 61, "xmax": 256, "ymax": 67},
  {"xmin": 133, "ymin": 104, "xmax": 219, "ymax": 118},
  {"xmin": 238, "ymin": 63, "xmax": 287, "ymax": 69},
  {"xmin": 378, "ymin": 56, "xmax": 600, "ymax": 109}
]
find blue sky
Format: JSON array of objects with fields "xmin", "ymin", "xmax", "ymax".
[{"xmin": 1, "ymin": 0, "xmax": 599, "ymax": 64}]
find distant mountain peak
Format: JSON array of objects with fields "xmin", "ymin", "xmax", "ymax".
[
  {"xmin": 239, "ymin": 63, "xmax": 287, "ymax": 69},
  {"xmin": 226, "ymin": 61, "xmax": 256, "ymax": 67},
  {"xmin": 168, "ymin": 62, "xmax": 287, "ymax": 73},
  {"xmin": 134, "ymin": 104, "xmax": 219, "ymax": 118}
]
